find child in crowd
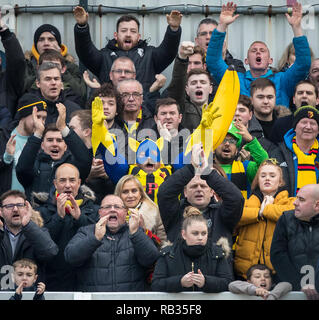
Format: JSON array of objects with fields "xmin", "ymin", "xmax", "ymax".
[
  {"xmin": 229, "ymin": 264, "xmax": 292, "ymax": 300},
  {"xmin": 9, "ymin": 258, "xmax": 46, "ymax": 300}
]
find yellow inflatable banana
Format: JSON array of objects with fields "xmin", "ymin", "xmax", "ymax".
[
  {"xmin": 185, "ymin": 67, "xmax": 240, "ymax": 160},
  {"xmin": 91, "ymin": 96, "xmax": 116, "ymax": 156}
]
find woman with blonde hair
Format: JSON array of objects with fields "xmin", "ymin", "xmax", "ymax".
[
  {"xmin": 114, "ymin": 174, "xmax": 167, "ymax": 247},
  {"xmin": 151, "ymin": 206, "xmax": 233, "ymax": 292},
  {"xmin": 233, "ymin": 159, "xmax": 295, "ymax": 280}
]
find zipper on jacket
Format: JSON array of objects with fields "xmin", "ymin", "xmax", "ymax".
[{"xmin": 191, "ymin": 261, "xmax": 194, "ymax": 291}]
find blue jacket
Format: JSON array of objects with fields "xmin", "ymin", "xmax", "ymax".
[{"xmin": 206, "ymin": 29, "xmax": 311, "ymax": 108}]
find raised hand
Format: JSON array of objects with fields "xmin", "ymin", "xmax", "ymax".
[
  {"xmin": 128, "ymin": 209, "xmax": 140, "ymax": 235},
  {"xmin": 74, "ymin": 6, "xmax": 89, "ymax": 25},
  {"xmin": 201, "ymin": 103, "xmax": 221, "ymax": 128},
  {"xmin": 83, "ymin": 70, "xmax": 101, "ymax": 89},
  {"xmin": 5, "ymin": 134, "xmax": 16, "ymax": 156},
  {"xmin": 191, "ymin": 143, "xmax": 209, "ymax": 176},
  {"xmin": 95, "ymin": 215, "xmax": 108, "ymax": 241},
  {"xmin": 56, "ymin": 193, "xmax": 68, "ymax": 219},
  {"xmin": 56, "ymin": 103, "xmax": 67, "ymax": 132},
  {"xmin": 166, "ymin": 10, "xmax": 183, "ymax": 31},
  {"xmin": 32, "ymin": 107, "xmax": 45, "ymax": 137},
  {"xmin": 285, "ymin": 2, "xmax": 303, "ymax": 36},
  {"xmin": 149, "ymin": 74, "xmax": 167, "ymax": 93},
  {"xmin": 234, "ymin": 119, "xmax": 253, "ymax": 143},
  {"xmin": 178, "ymin": 41, "xmax": 195, "ymax": 59},
  {"xmin": 21, "ymin": 201, "xmax": 33, "ymax": 227},
  {"xmin": 92, "ymin": 97, "xmax": 107, "ymax": 125},
  {"xmin": 66, "ymin": 195, "xmax": 81, "ymax": 220},
  {"xmin": 156, "ymin": 120, "xmax": 172, "ymax": 142},
  {"xmin": 218, "ymin": 2, "xmax": 239, "ymax": 32}
]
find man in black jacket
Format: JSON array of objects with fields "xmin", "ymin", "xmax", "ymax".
[
  {"xmin": 0, "ymin": 190, "xmax": 58, "ymax": 287},
  {"xmin": 73, "ymin": 6, "xmax": 182, "ymax": 93},
  {"xmin": 157, "ymin": 145, "xmax": 244, "ymax": 248},
  {"xmin": 64, "ymin": 194, "xmax": 159, "ymax": 292},
  {"xmin": 271, "ymin": 184, "xmax": 319, "ymax": 300},
  {"xmin": 16, "ymin": 103, "xmax": 92, "ymax": 201},
  {"xmin": 36, "ymin": 163, "xmax": 99, "ymax": 291}
]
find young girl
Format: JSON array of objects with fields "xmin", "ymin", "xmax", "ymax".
[
  {"xmin": 151, "ymin": 206, "xmax": 233, "ymax": 292},
  {"xmin": 233, "ymin": 159, "xmax": 295, "ymax": 279}
]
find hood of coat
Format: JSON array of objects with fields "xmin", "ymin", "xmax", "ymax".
[{"xmin": 32, "ymin": 184, "xmax": 96, "ymax": 207}]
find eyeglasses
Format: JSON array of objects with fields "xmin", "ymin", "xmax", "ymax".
[
  {"xmin": 120, "ymin": 92, "xmax": 143, "ymax": 100},
  {"xmin": 111, "ymin": 69, "xmax": 135, "ymax": 75},
  {"xmin": 2, "ymin": 203, "xmax": 25, "ymax": 211},
  {"xmin": 198, "ymin": 31, "xmax": 213, "ymax": 37},
  {"xmin": 222, "ymin": 138, "xmax": 237, "ymax": 145},
  {"xmin": 99, "ymin": 204, "xmax": 125, "ymax": 211}
]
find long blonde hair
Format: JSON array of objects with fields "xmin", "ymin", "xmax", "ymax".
[{"xmin": 114, "ymin": 175, "xmax": 157, "ymax": 210}]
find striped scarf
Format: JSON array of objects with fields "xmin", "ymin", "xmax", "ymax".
[
  {"xmin": 124, "ymin": 108, "xmax": 143, "ymax": 134},
  {"xmin": 230, "ymin": 161, "xmax": 248, "ymax": 200},
  {"xmin": 292, "ymin": 136, "xmax": 319, "ymax": 193}
]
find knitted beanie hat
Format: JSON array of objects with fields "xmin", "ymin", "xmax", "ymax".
[
  {"xmin": 17, "ymin": 93, "xmax": 47, "ymax": 120},
  {"xmin": 292, "ymin": 105, "xmax": 319, "ymax": 129},
  {"xmin": 34, "ymin": 24, "xmax": 62, "ymax": 47}
]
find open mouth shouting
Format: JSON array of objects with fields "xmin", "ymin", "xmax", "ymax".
[{"xmin": 195, "ymin": 89, "xmax": 204, "ymax": 100}]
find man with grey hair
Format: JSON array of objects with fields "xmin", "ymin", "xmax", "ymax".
[{"xmin": 271, "ymin": 184, "xmax": 319, "ymax": 300}]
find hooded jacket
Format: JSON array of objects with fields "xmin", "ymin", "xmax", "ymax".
[
  {"xmin": 35, "ymin": 185, "xmax": 99, "ymax": 291},
  {"xmin": 151, "ymin": 237, "xmax": 233, "ymax": 292},
  {"xmin": 206, "ymin": 29, "xmax": 311, "ymax": 108},
  {"xmin": 272, "ymin": 128, "xmax": 319, "ymax": 196},
  {"xmin": 234, "ymin": 189, "xmax": 295, "ymax": 279},
  {"xmin": 74, "ymin": 23, "xmax": 181, "ymax": 93}
]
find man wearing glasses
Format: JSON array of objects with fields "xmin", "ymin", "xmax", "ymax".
[
  {"xmin": 64, "ymin": 194, "xmax": 159, "ymax": 291},
  {"xmin": 0, "ymin": 190, "xmax": 58, "ymax": 287}
]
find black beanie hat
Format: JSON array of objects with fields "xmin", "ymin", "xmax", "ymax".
[
  {"xmin": 34, "ymin": 24, "xmax": 62, "ymax": 48},
  {"xmin": 17, "ymin": 93, "xmax": 47, "ymax": 120},
  {"xmin": 292, "ymin": 105, "xmax": 319, "ymax": 129}
]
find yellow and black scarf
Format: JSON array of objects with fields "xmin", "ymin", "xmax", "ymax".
[
  {"xmin": 292, "ymin": 136, "xmax": 319, "ymax": 193},
  {"xmin": 124, "ymin": 108, "xmax": 143, "ymax": 135},
  {"xmin": 230, "ymin": 161, "xmax": 248, "ymax": 199}
]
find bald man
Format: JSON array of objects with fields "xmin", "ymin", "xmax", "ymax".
[
  {"xmin": 64, "ymin": 194, "xmax": 159, "ymax": 292},
  {"xmin": 271, "ymin": 184, "xmax": 319, "ymax": 300},
  {"xmin": 37, "ymin": 163, "xmax": 99, "ymax": 291}
]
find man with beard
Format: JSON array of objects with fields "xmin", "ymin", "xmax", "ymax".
[
  {"xmin": 214, "ymin": 121, "xmax": 268, "ymax": 199},
  {"xmin": 73, "ymin": 6, "xmax": 182, "ymax": 94},
  {"xmin": 206, "ymin": 2, "xmax": 311, "ymax": 108},
  {"xmin": 0, "ymin": 94, "xmax": 47, "ymax": 195}
]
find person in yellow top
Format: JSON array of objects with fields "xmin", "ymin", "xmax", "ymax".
[{"xmin": 233, "ymin": 159, "xmax": 295, "ymax": 280}]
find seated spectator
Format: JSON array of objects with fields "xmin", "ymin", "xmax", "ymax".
[
  {"xmin": 16, "ymin": 104, "xmax": 92, "ymax": 200},
  {"xmin": 9, "ymin": 258, "xmax": 46, "ymax": 300},
  {"xmin": 270, "ymin": 80, "xmax": 319, "ymax": 144},
  {"xmin": 233, "ymin": 159, "xmax": 295, "ymax": 280},
  {"xmin": 157, "ymin": 144, "xmax": 244, "ymax": 249},
  {"xmin": 151, "ymin": 206, "xmax": 233, "ymax": 292},
  {"xmin": 229, "ymin": 264, "xmax": 292, "ymax": 300},
  {"xmin": 36, "ymin": 163, "xmax": 99, "ymax": 291},
  {"xmin": 0, "ymin": 94, "xmax": 47, "ymax": 195},
  {"xmin": 214, "ymin": 121, "xmax": 268, "ymax": 199},
  {"xmin": 206, "ymin": 2, "xmax": 311, "ymax": 108},
  {"xmin": 73, "ymin": 6, "xmax": 181, "ymax": 93},
  {"xmin": 114, "ymin": 174, "xmax": 167, "ymax": 246},
  {"xmin": 0, "ymin": 190, "xmax": 58, "ymax": 283},
  {"xmin": 64, "ymin": 194, "xmax": 160, "ymax": 292},
  {"xmin": 273, "ymin": 105, "xmax": 319, "ymax": 196},
  {"xmin": 271, "ymin": 184, "xmax": 319, "ymax": 300}
]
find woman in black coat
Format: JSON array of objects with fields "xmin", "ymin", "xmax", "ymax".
[{"xmin": 151, "ymin": 206, "xmax": 233, "ymax": 292}]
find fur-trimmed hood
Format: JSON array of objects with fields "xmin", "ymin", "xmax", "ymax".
[{"xmin": 32, "ymin": 184, "xmax": 96, "ymax": 207}]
